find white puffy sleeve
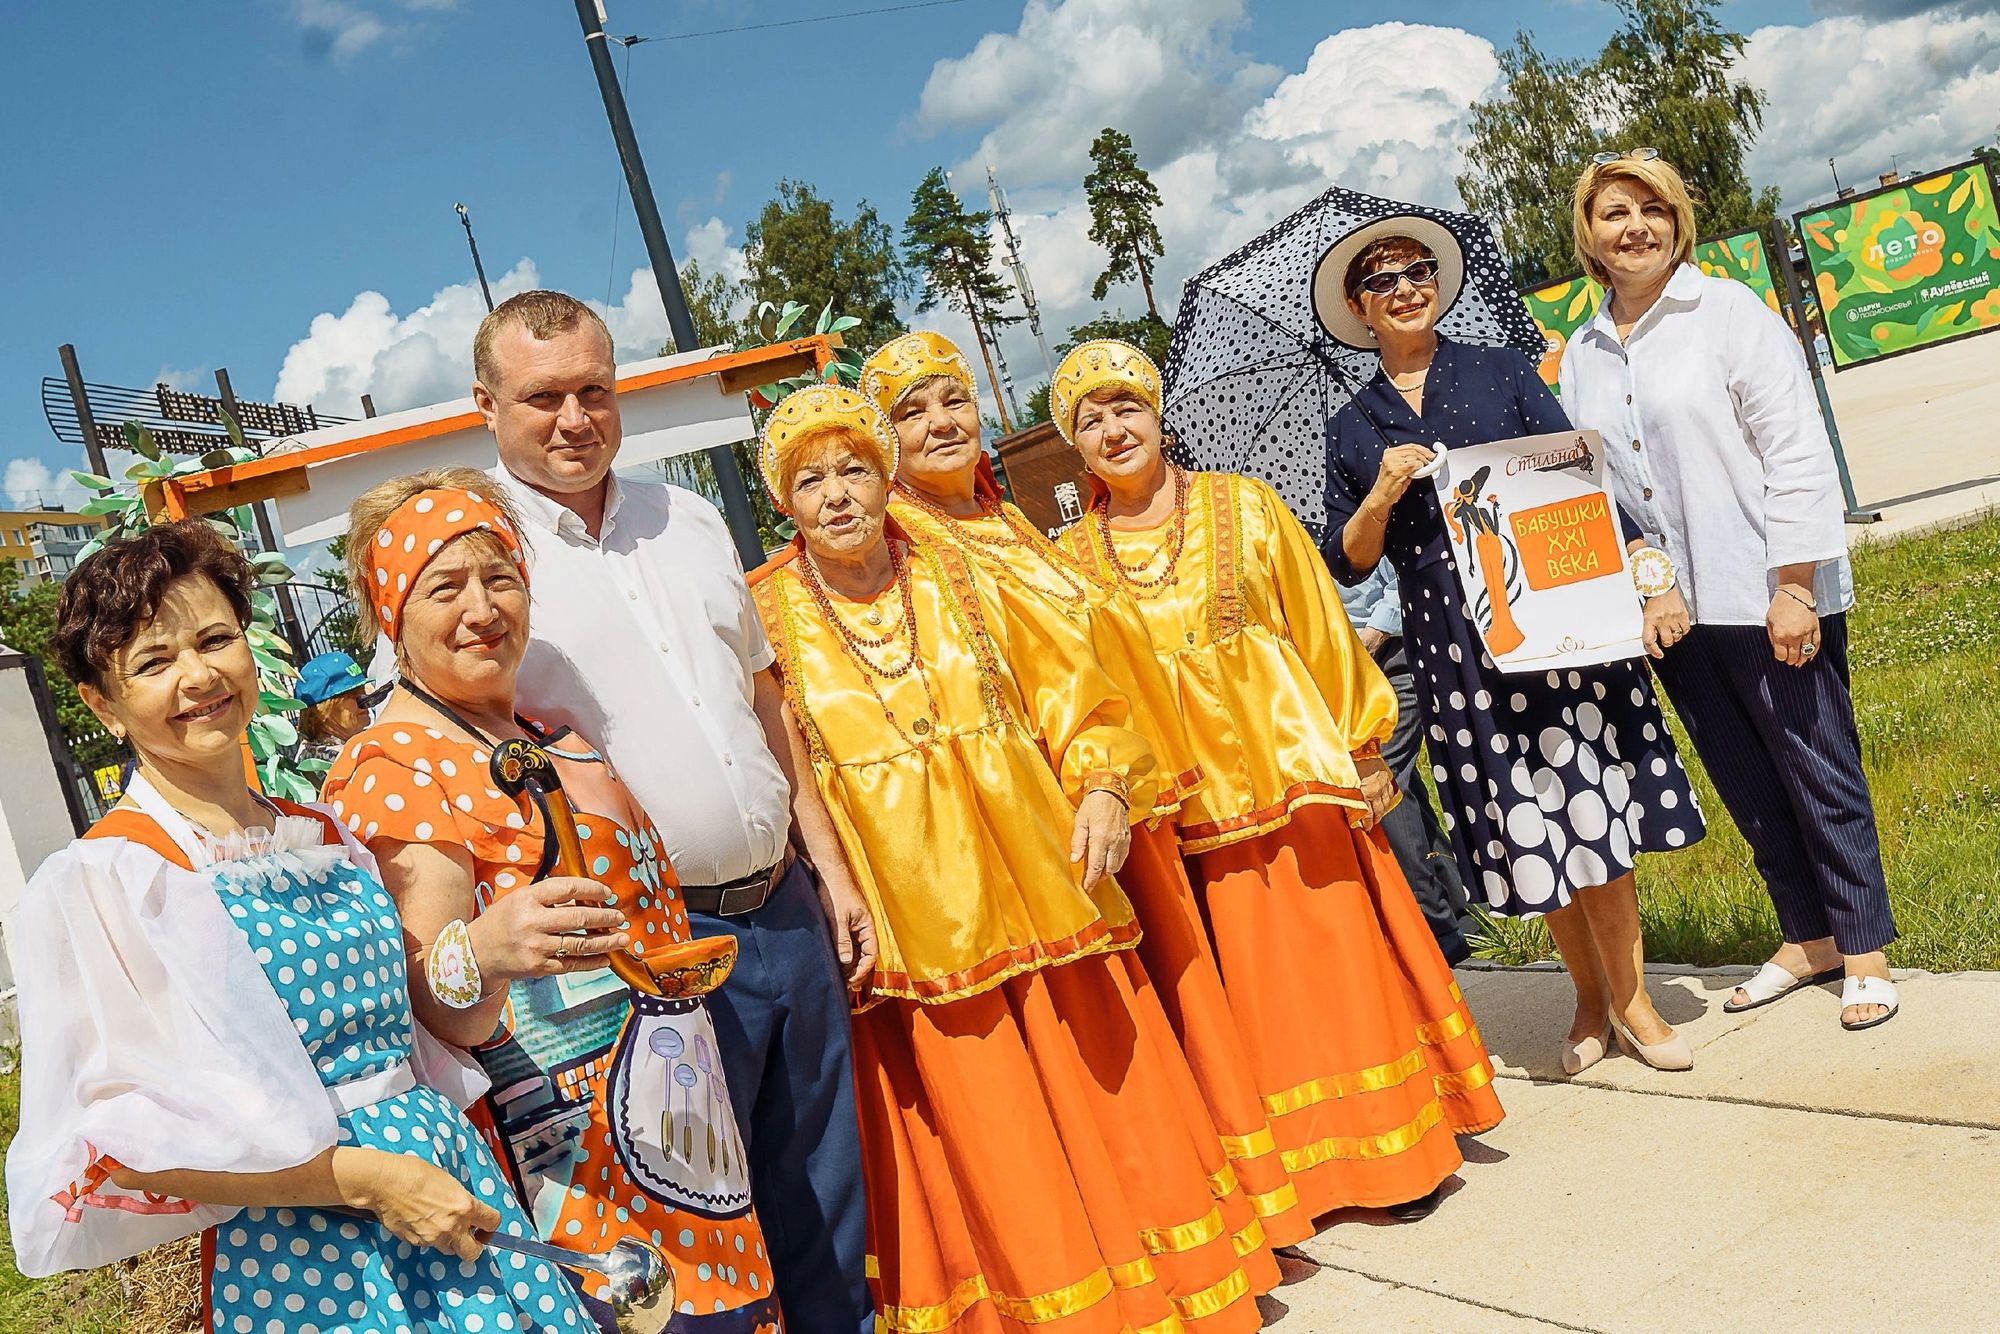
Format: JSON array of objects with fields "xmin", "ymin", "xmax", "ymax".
[{"xmin": 3, "ymin": 838, "xmax": 339, "ymax": 1277}]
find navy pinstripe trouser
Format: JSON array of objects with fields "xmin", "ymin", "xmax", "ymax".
[{"xmin": 1651, "ymin": 613, "xmax": 1896, "ymax": 955}]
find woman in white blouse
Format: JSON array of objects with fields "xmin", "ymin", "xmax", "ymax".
[{"xmin": 1559, "ymin": 152, "xmax": 1898, "ymax": 1032}]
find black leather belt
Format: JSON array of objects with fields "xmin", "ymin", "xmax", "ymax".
[{"xmin": 680, "ymin": 851, "xmax": 791, "ymax": 917}]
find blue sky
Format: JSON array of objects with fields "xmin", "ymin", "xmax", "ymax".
[{"xmin": 4, "ymin": 0, "xmax": 1993, "ymax": 508}]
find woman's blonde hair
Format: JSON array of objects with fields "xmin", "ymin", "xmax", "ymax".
[
  {"xmin": 1572, "ymin": 156, "xmax": 1699, "ymax": 286},
  {"xmin": 343, "ymin": 466, "xmax": 526, "ymax": 610}
]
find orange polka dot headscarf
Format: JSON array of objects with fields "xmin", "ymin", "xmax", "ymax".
[{"xmin": 365, "ymin": 487, "xmax": 527, "ymax": 640}]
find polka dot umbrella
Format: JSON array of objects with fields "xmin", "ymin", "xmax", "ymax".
[{"xmin": 1161, "ymin": 184, "xmax": 1546, "ymax": 541}]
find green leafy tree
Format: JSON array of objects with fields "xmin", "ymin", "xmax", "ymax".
[
  {"xmin": 1083, "ymin": 128, "xmax": 1167, "ymax": 319},
  {"xmin": 1060, "ymin": 311, "xmax": 1174, "ymax": 369},
  {"xmin": 1460, "ymin": 0, "xmax": 1780, "ymax": 286},
  {"xmin": 1600, "ymin": 0, "xmax": 1782, "ymax": 235},
  {"xmin": 745, "ymin": 180, "xmax": 910, "ymax": 354},
  {"xmin": 1458, "ymin": 35, "xmax": 1610, "ymax": 285},
  {"xmin": 0, "ymin": 564, "xmax": 121, "ymax": 770},
  {"xmin": 904, "ymin": 167, "xmax": 1022, "ymax": 431}
]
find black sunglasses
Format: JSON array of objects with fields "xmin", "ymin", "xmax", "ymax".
[{"xmin": 1355, "ymin": 258, "xmax": 1441, "ymax": 296}]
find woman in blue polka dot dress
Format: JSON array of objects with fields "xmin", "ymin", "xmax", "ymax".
[
  {"xmin": 5, "ymin": 520, "xmax": 592, "ymax": 1334},
  {"xmin": 1319, "ymin": 222, "xmax": 1707, "ymax": 1074}
]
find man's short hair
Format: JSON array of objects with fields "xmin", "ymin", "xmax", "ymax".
[{"xmin": 472, "ymin": 290, "xmax": 614, "ymax": 389}]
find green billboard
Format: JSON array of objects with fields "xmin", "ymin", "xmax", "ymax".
[
  {"xmin": 1795, "ymin": 160, "xmax": 2000, "ymax": 369},
  {"xmin": 1522, "ymin": 229, "xmax": 1787, "ymax": 391}
]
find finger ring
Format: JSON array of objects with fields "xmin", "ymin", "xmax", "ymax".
[
  {"xmin": 554, "ymin": 941, "xmax": 570, "ymax": 960},
  {"xmin": 1802, "ymin": 642, "xmax": 1818, "ymax": 657}
]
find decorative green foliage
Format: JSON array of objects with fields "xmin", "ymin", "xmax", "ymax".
[
  {"xmin": 1083, "ymin": 128, "xmax": 1166, "ymax": 320},
  {"xmin": 744, "ymin": 180, "xmax": 911, "ymax": 355},
  {"xmin": 58, "ymin": 411, "xmax": 321, "ymax": 802}
]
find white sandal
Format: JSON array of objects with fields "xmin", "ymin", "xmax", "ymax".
[
  {"xmin": 1722, "ymin": 961, "xmax": 1843, "ymax": 1014},
  {"xmin": 1839, "ymin": 975, "xmax": 1899, "ymax": 1031}
]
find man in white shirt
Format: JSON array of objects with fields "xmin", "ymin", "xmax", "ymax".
[{"xmin": 470, "ymin": 290, "xmax": 875, "ymax": 1331}]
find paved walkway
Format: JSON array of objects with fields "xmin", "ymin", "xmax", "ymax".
[
  {"xmin": 1826, "ymin": 336, "xmax": 2000, "ymax": 542},
  {"xmin": 1262, "ymin": 963, "xmax": 1996, "ymax": 1331}
]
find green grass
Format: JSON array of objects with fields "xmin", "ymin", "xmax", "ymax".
[
  {"xmin": 0, "ymin": 1068, "xmax": 132, "ymax": 1333},
  {"xmin": 1473, "ymin": 513, "xmax": 2000, "ymax": 972}
]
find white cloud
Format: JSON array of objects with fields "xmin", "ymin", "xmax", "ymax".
[
  {"xmin": 152, "ymin": 363, "xmax": 212, "ymax": 393},
  {"xmin": 270, "ymin": 253, "xmax": 743, "ymax": 417},
  {"xmin": 292, "ymin": 0, "xmax": 389, "ymax": 61},
  {"xmin": 3, "ymin": 458, "xmax": 92, "ymax": 511},
  {"xmin": 682, "ymin": 217, "xmax": 751, "ymax": 286},
  {"xmin": 1743, "ymin": 10, "xmax": 2000, "ymax": 210},
  {"xmin": 1246, "ymin": 24, "xmax": 1502, "ymax": 206},
  {"xmin": 925, "ymin": 14, "xmax": 1503, "ymax": 382},
  {"xmin": 917, "ymin": 0, "xmax": 1279, "ymax": 185}
]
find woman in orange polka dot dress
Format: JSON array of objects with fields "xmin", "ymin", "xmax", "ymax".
[{"xmin": 322, "ymin": 469, "xmax": 781, "ymax": 1332}]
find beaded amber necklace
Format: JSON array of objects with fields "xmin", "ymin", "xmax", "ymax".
[
  {"xmin": 1095, "ymin": 465, "xmax": 1191, "ymax": 594},
  {"xmin": 895, "ymin": 482, "xmax": 1097, "ymax": 610},
  {"xmin": 797, "ymin": 540, "xmax": 945, "ymax": 749}
]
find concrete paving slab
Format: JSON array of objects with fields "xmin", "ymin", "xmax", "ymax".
[
  {"xmin": 1259, "ymin": 1264, "xmax": 1562, "ymax": 1331},
  {"xmin": 1452, "ymin": 963, "xmax": 1759, "ymax": 1083},
  {"xmin": 1290, "ymin": 1076, "xmax": 2000, "ymax": 1332},
  {"xmin": 1690, "ymin": 969, "xmax": 2000, "ymax": 1130},
  {"xmin": 1455, "ymin": 964, "xmax": 2000, "ymax": 1129},
  {"xmin": 1823, "ymin": 335, "xmax": 2000, "ymax": 539}
]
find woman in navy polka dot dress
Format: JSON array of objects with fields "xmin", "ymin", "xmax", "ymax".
[
  {"xmin": 1319, "ymin": 222, "xmax": 1706, "ymax": 1073},
  {"xmin": 6, "ymin": 519, "xmax": 592, "ymax": 1333}
]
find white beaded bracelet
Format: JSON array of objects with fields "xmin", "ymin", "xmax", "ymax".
[{"xmin": 427, "ymin": 918, "xmax": 484, "ymax": 1009}]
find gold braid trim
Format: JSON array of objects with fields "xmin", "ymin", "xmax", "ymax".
[
  {"xmin": 1261, "ymin": 1047, "xmax": 1430, "ymax": 1118},
  {"xmin": 1175, "ymin": 1267, "xmax": 1253, "ymax": 1322},
  {"xmin": 1245, "ymin": 1180, "xmax": 1302, "ymax": 1221},
  {"xmin": 1436, "ymin": 1059, "xmax": 1497, "ymax": 1098},
  {"xmin": 1218, "ymin": 1126, "xmax": 1277, "ymax": 1161},
  {"xmin": 1280, "ymin": 1100, "xmax": 1447, "ymax": 1174},
  {"xmin": 1415, "ymin": 1011, "xmax": 1472, "ymax": 1046},
  {"xmin": 1138, "ymin": 1206, "xmax": 1225, "ymax": 1256}
]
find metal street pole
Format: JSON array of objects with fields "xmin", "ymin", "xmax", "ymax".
[
  {"xmin": 58, "ymin": 344, "xmax": 109, "ymax": 478},
  {"xmin": 456, "ymin": 203, "xmax": 495, "ymax": 312},
  {"xmin": 1828, "ymin": 157, "xmax": 1843, "ymax": 195},
  {"xmin": 569, "ymin": 0, "xmax": 764, "ymax": 566}
]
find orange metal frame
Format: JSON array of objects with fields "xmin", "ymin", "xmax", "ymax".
[{"xmin": 153, "ymin": 336, "xmax": 841, "ymax": 521}]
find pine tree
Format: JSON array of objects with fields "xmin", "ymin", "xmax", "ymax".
[
  {"xmin": 903, "ymin": 167, "xmax": 1022, "ymax": 431},
  {"xmin": 1083, "ymin": 128, "xmax": 1167, "ymax": 320}
]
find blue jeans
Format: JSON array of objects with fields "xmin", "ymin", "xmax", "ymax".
[{"xmin": 688, "ymin": 860, "xmax": 873, "ymax": 1333}]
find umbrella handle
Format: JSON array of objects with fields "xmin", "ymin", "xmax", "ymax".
[{"xmin": 538, "ymin": 784, "xmax": 588, "ymax": 878}]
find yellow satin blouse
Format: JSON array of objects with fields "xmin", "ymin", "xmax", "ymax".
[
  {"xmin": 753, "ymin": 540, "xmax": 1158, "ymax": 1007},
  {"xmin": 889, "ymin": 493, "xmax": 1204, "ymax": 816},
  {"xmin": 1062, "ymin": 471, "xmax": 1399, "ymax": 854}
]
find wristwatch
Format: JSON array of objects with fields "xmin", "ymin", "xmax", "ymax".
[{"xmin": 1630, "ymin": 546, "xmax": 1677, "ymax": 599}]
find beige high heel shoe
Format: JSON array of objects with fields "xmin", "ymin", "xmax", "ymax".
[
  {"xmin": 1561, "ymin": 1023, "xmax": 1613, "ymax": 1075},
  {"xmin": 1608, "ymin": 1014, "xmax": 1693, "ymax": 1071}
]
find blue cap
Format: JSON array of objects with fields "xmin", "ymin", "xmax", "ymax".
[{"xmin": 296, "ymin": 651, "xmax": 370, "ymax": 706}]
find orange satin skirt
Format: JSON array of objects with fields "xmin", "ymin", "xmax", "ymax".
[
  {"xmin": 1184, "ymin": 803, "xmax": 1504, "ymax": 1219},
  {"xmin": 1121, "ymin": 823, "xmax": 1313, "ymax": 1246},
  {"xmin": 852, "ymin": 948, "xmax": 1278, "ymax": 1334}
]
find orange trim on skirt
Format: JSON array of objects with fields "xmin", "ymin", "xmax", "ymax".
[
  {"xmin": 1184, "ymin": 803, "xmax": 1504, "ymax": 1218},
  {"xmin": 853, "ymin": 950, "xmax": 1276, "ymax": 1334}
]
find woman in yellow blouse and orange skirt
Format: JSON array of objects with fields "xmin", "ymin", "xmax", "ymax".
[
  {"xmin": 748, "ymin": 384, "xmax": 1273, "ymax": 1333},
  {"xmin": 1055, "ymin": 340, "xmax": 1504, "ymax": 1221},
  {"xmin": 861, "ymin": 332, "xmax": 1308, "ymax": 1246}
]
